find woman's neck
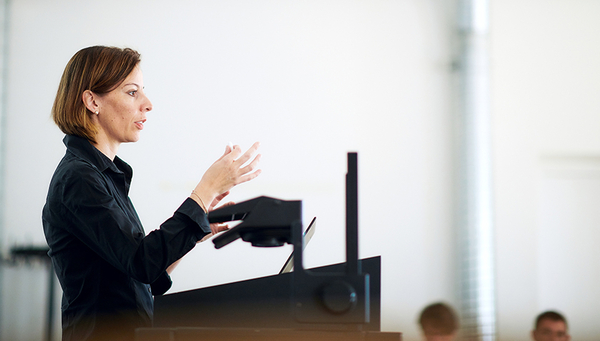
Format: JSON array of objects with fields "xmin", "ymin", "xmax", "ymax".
[{"xmin": 92, "ymin": 135, "xmax": 119, "ymax": 161}]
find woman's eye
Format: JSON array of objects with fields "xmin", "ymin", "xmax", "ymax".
[{"xmin": 128, "ymin": 90, "xmax": 137, "ymax": 96}]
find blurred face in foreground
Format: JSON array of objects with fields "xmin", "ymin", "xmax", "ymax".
[
  {"xmin": 423, "ymin": 333, "xmax": 456, "ymax": 341},
  {"xmin": 532, "ymin": 319, "xmax": 570, "ymax": 341}
]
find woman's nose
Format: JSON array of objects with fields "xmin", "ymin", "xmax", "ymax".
[{"xmin": 144, "ymin": 95, "xmax": 153, "ymax": 112}]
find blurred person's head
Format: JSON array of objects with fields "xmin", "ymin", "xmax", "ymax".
[
  {"xmin": 418, "ymin": 302, "xmax": 459, "ymax": 341},
  {"xmin": 532, "ymin": 311, "xmax": 570, "ymax": 341}
]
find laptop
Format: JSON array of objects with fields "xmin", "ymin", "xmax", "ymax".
[{"xmin": 279, "ymin": 217, "xmax": 316, "ymax": 274}]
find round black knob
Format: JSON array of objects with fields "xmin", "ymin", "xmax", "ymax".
[{"xmin": 320, "ymin": 280, "xmax": 357, "ymax": 314}]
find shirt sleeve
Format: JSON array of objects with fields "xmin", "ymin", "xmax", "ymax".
[
  {"xmin": 57, "ymin": 164, "xmax": 211, "ymax": 284},
  {"xmin": 151, "ymin": 272, "xmax": 173, "ymax": 296}
]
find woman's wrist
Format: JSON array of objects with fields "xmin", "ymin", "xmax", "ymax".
[
  {"xmin": 190, "ymin": 190, "xmax": 207, "ymax": 213},
  {"xmin": 190, "ymin": 183, "xmax": 217, "ymax": 213}
]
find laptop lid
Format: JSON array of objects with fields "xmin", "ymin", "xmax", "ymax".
[{"xmin": 279, "ymin": 217, "xmax": 316, "ymax": 274}]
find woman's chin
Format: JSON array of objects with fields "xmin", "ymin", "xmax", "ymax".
[{"xmin": 127, "ymin": 132, "xmax": 141, "ymax": 143}]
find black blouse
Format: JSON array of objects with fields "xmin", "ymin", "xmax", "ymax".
[{"xmin": 42, "ymin": 135, "xmax": 210, "ymax": 341}]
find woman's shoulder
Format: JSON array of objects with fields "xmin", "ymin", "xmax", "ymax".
[
  {"xmin": 44, "ymin": 154, "xmax": 112, "ymax": 216},
  {"xmin": 56, "ymin": 151, "xmax": 101, "ymax": 178},
  {"xmin": 48, "ymin": 152, "xmax": 105, "ymax": 193}
]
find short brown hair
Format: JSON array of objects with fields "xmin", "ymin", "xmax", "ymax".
[
  {"xmin": 419, "ymin": 302, "xmax": 459, "ymax": 335},
  {"xmin": 535, "ymin": 311, "xmax": 568, "ymax": 330},
  {"xmin": 52, "ymin": 46, "xmax": 141, "ymax": 143}
]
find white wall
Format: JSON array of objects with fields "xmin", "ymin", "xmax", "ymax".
[
  {"xmin": 1, "ymin": 1, "xmax": 456, "ymax": 340},
  {"xmin": 4, "ymin": 1, "xmax": 600, "ymax": 341},
  {"xmin": 492, "ymin": 1, "xmax": 600, "ymax": 340}
]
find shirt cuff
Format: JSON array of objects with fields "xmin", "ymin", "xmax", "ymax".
[
  {"xmin": 151, "ymin": 271, "xmax": 173, "ymax": 296},
  {"xmin": 177, "ymin": 198, "xmax": 212, "ymax": 237}
]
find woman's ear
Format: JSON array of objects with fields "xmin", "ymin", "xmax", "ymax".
[{"xmin": 82, "ymin": 90, "xmax": 100, "ymax": 114}]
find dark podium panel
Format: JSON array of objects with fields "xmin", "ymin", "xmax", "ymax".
[
  {"xmin": 138, "ymin": 257, "xmax": 401, "ymax": 340},
  {"xmin": 153, "ymin": 256, "xmax": 381, "ymax": 331}
]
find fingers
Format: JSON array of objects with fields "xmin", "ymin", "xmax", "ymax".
[
  {"xmin": 216, "ymin": 223, "xmax": 230, "ymax": 233},
  {"xmin": 195, "ymin": 142, "xmax": 261, "ymax": 205},
  {"xmin": 216, "ymin": 191, "xmax": 230, "ymax": 202},
  {"xmin": 222, "ymin": 201, "xmax": 235, "ymax": 207},
  {"xmin": 236, "ymin": 168, "xmax": 262, "ymax": 186},
  {"xmin": 234, "ymin": 154, "xmax": 261, "ymax": 185},
  {"xmin": 239, "ymin": 153, "xmax": 261, "ymax": 175},
  {"xmin": 217, "ymin": 142, "xmax": 235, "ymax": 162},
  {"xmin": 210, "ymin": 222, "xmax": 230, "ymax": 235},
  {"xmin": 227, "ymin": 143, "xmax": 261, "ymax": 186},
  {"xmin": 209, "ymin": 191, "xmax": 231, "ymax": 210},
  {"xmin": 233, "ymin": 168, "xmax": 261, "ymax": 186},
  {"xmin": 232, "ymin": 142, "xmax": 260, "ymax": 165}
]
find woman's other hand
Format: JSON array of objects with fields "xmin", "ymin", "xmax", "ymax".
[
  {"xmin": 190, "ymin": 142, "xmax": 261, "ymax": 213},
  {"xmin": 198, "ymin": 193, "xmax": 235, "ymax": 242}
]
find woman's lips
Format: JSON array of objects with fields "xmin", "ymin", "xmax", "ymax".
[{"xmin": 134, "ymin": 119, "xmax": 146, "ymax": 130}]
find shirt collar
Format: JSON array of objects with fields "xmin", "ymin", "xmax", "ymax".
[{"xmin": 63, "ymin": 135, "xmax": 132, "ymax": 178}]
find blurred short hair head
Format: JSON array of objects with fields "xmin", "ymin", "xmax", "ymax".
[{"xmin": 418, "ymin": 302, "xmax": 459, "ymax": 336}]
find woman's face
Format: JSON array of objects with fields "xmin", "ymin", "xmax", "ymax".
[{"xmin": 96, "ymin": 66, "xmax": 152, "ymax": 145}]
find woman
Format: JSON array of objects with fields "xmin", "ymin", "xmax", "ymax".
[{"xmin": 42, "ymin": 46, "xmax": 261, "ymax": 341}]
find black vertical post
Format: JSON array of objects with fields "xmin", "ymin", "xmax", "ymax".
[
  {"xmin": 46, "ymin": 262, "xmax": 55, "ymax": 341},
  {"xmin": 346, "ymin": 152, "xmax": 359, "ymax": 275}
]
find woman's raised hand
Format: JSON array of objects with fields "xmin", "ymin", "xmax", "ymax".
[{"xmin": 190, "ymin": 142, "xmax": 261, "ymax": 212}]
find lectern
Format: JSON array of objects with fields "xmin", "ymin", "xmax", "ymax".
[{"xmin": 135, "ymin": 153, "xmax": 401, "ymax": 341}]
